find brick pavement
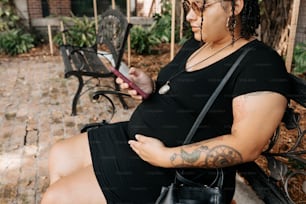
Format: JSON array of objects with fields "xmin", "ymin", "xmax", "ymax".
[
  {"xmin": 0, "ymin": 56, "xmax": 136, "ymax": 204},
  {"xmin": 0, "ymin": 56, "xmax": 263, "ymax": 204}
]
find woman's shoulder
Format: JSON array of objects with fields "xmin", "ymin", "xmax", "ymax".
[
  {"xmin": 232, "ymin": 40, "xmax": 291, "ymax": 98},
  {"xmin": 245, "ymin": 39, "xmax": 282, "ymax": 60},
  {"xmin": 236, "ymin": 39, "xmax": 286, "ymax": 72}
]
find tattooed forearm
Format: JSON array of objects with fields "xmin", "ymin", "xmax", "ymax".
[
  {"xmin": 170, "ymin": 145, "xmax": 243, "ymax": 168},
  {"xmin": 204, "ymin": 145, "xmax": 242, "ymax": 168},
  {"xmin": 170, "ymin": 145, "xmax": 208, "ymax": 167}
]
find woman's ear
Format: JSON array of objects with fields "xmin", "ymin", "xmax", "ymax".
[
  {"xmin": 233, "ymin": 0, "xmax": 244, "ymax": 16},
  {"xmin": 222, "ymin": 0, "xmax": 244, "ymax": 16}
]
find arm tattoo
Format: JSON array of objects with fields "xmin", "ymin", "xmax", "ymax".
[
  {"xmin": 170, "ymin": 145, "xmax": 243, "ymax": 168},
  {"xmin": 205, "ymin": 145, "xmax": 242, "ymax": 168},
  {"xmin": 170, "ymin": 145, "xmax": 208, "ymax": 165}
]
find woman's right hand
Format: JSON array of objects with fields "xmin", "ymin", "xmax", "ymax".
[{"xmin": 116, "ymin": 68, "xmax": 154, "ymax": 100}]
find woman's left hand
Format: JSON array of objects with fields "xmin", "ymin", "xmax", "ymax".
[{"xmin": 128, "ymin": 134, "xmax": 170, "ymax": 167}]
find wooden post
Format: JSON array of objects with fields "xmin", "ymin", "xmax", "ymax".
[
  {"xmin": 93, "ymin": 0, "xmax": 98, "ymax": 34},
  {"xmin": 48, "ymin": 24, "xmax": 54, "ymax": 56},
  {"xmin": 156, "ymin": 0, "xmax": 161, "ymax": 14},
  {"xmin": 285, "ymin": 0, "xmax": 301, "ymax": 72},
  {"xmin": 127, "ymin": 0, "xmax": 131, "ymax": 67},
  {"xmin": 149, "ymin": 0, "xmax": 155, "ymax": 17},
  {"xmin": 170, "ymin": 0, "xmax": 176, "ymax": 61},
  {"xmin": 60, "ymin": 21, "xmax": 66, "ymax": 45},
  {"xmin": 180, "ymin": 1, "xmax": 184, "ymax": 40},
  {"xmin": 112, "ymin": 0, "xmax": 116, "ymax": 9}
]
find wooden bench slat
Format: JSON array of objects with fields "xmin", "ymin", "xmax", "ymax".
[{"xmin": 82, "ymin": 50, "xmax": 109, "ymax": 73}]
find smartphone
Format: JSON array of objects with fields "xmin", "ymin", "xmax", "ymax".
[{"xmin": 109, "ymin": 66, "xmax": 150, "ymax": 99}]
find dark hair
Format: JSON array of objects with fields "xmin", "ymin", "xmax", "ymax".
[
  {"xmin": 230, "ymin": 0, "xmax": 261, "ymax": 39},
  {"xmin": 197, "ymin": 0, "xmax": 260, "ymax": 43}
]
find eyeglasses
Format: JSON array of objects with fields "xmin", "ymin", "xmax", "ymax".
[{"xmin": 182, "ymin": 0, "xmax": 223, "ymax": 16}]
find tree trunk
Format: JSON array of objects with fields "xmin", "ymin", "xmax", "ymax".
[{"xmin": 259, "ymin": 0, "xmax": 293, "ymax": 57}]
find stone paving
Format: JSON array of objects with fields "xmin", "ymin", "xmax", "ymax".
[
  {"xmin": 0, "ymin": 56, "xmax": 136, "ymax": 204},
  {"xmin": 0, "ymin": 56, "xmax": 263, "ymax": 204}
]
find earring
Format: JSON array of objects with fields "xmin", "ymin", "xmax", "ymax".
[{"xmin": 226, "ymin": 17, "xmax": 230, "ymax": 28}]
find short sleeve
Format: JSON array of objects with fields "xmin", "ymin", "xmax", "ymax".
[{"xmin": 232, "ymin": 44, "xmax": 291, "ymax": 98}]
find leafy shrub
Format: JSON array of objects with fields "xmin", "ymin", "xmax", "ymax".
[
  {"xmin": 53, "ymin": 15, "xmax": 96, "ymax": 47},
  {"xmin": 130, "ymin": 0, "xmax": 188, "ymax": 54},
  {"xmin": 0, "ymin": 0, "xmax": 20, "ymax": 31},
  {"xmin": 150, "ymin": 0, "xmax": 173, "ymax": 43},
  {"xmin": 130, "ymin": 25, "xmax": 161, "ymax": 54},
  {"xmin": 150, "ymin": 13, "xmax": 172, "ymax": 43},
  {"xmin": 0, "ymin": 0, "xmax": 38, "ymax": 55},
  {"xmin": 130, "ymin": 0, "xmax": 172, "ymax": 54},
  {"xmin": 293, "ymin": 42, "xmax": 306, "ymax": 74},
  {"xmin": 0, "ymin": 29, "xmax": 34, "ymax": 55}
]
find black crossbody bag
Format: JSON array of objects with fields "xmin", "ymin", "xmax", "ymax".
[{"xmin": 155, "ymin": 47, "xmax": 253, "ymax": 204}]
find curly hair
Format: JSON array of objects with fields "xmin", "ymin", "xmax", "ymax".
[
  {"xmin": 230, "ymin": 0, "xmax": 261, "ymax": 39},
  {"xmin": 195, "ymin": 0, "xmax": 260, "ymax": 43}
]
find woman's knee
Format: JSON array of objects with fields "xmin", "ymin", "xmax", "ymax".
[
  {"xmin": 47, "ymin": 140, "xmax": 71, "ymax": 183},
  {"xmin": 41, "ymin": 185, "xmax": 68, "ymax": 204},
  {"xmin": 43, "ymin": 165, "xmax": 106, "ymax": 204},
  {"xmin": 48, "ymin": 140, "xmax": 70, "ymax": 168},
  {"xmin": 48, "ymin": 134, "xmax": 92, "ymax": 179},
  {"xmin": 41, "ymin": 187, "xmax": 57, "ymax": 204},
  {"xmin": 49, "ymin": 133, "xmax": 89, "ymax": 163}
]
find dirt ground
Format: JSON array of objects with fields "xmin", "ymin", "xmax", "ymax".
[{"xmin": 1, "ymin": 43, "xmax": 305, "ymax": 203}]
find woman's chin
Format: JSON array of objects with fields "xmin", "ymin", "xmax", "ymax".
[{"xmin": 193, "ymin": 34, "xmax": 203, "ymax": 42}]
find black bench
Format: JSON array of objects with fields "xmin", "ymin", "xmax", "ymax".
[
  {"xmin": 237, "ymin": 74, "xmax": 306, "ymax": 204},
  {"xmin": 60, "ymin": 9, "xmax": 132, "ymax": 116}
]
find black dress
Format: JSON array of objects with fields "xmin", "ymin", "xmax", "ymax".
[{"xmin": 88, "ymin": 38, "xmax": 291, "ymax": 203}]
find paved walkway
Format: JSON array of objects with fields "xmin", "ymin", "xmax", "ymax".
[{"xmin": 0, "ymin": 56, "xmax": 263, "ymax": 203}]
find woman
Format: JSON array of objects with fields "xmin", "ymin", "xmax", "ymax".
[{"xmin": 41, "ymin": 0, "xmax": 291, "ymax": 203}]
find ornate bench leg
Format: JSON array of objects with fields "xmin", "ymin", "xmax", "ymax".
[
  {"xmin": 67, "ymin": 73, "xmax": 84, "ymax": 116},
  {"xmin": 114, "ymin": 81, "xmax": 129, "ymax": 109},
  {"xmin": 237, "ymin": 162, "xmax": 291, "ymax": 204}
]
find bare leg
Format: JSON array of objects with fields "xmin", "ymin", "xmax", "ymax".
[
  {"xmin": 48, "ymin": 133, "xmax": 92, "ymax": 184},
  {"xmin": 41, "ymin": 165, "xmax": 107, "ymax": 204}
]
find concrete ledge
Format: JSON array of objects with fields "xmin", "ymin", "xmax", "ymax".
[
  {"xmin": 130, "ymin": 16, "xmax": 154, "ymax": 25},
  {"xmin": 31, "ymin": 18, "xmax": 60, "ymax": 27}
]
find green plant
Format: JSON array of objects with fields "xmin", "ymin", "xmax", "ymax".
[
  {"xmin": 130, "ymin": 25, "xmax": 161, "ymax": 54},
  {"xmin": 293, "ymin": 42, "xmax": 306, "ymax": 74},
  {"xmin": 0, "ymin": 0, "xmax": 38, "ymax": 55},
  {"xmin": 53, "ymin": 15, "xmax": 96, "ymax": 47},
  {"xmin": 130, "ymin": 0, "xmax": 175, "ymax": 54},
  {"xmin": 151, "ymin": 13, "xmax": 172, "ymax": 43},
  {"xmin": 0, "ymin": 0, "xmax": 20, "ymax": 31},
  {"xmin": 150, "ymin": 0, "xmax": 179, "ymax": 43},
  {"xmin": 0, "ymin": 29, "xmax": 34, "ymax": 55}
]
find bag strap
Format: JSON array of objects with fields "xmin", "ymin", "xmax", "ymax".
[
  {"xmin": 183, "ymin": 46, "xmax": 253, "ymax": 145},
  {"xmin": 176, "ymin": 46, "xmax": 253, "ymax": 188}
]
